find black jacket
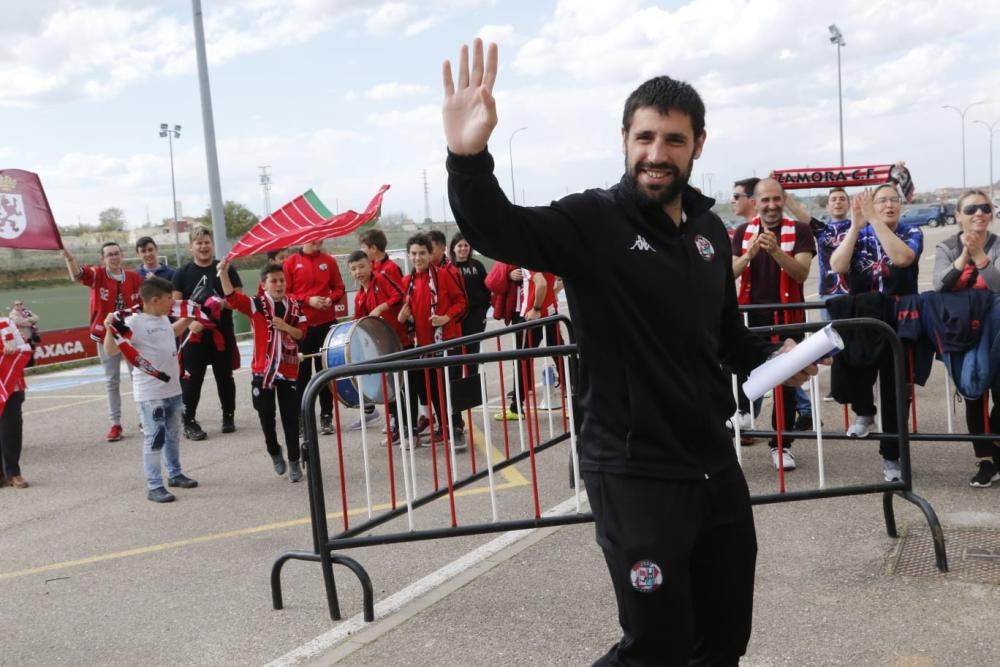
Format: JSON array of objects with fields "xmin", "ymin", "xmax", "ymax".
[{"xmin": 447, "ymin": 149, "xmax": 774, "ymax": 480}]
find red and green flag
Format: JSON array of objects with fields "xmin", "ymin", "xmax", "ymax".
[{"xmin": 226, "ymin": 185, "xmax": 390, "ymax": 260}]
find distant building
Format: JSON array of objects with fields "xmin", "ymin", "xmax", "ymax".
[{"xmin": 124, "ymin": 217, "xmax": 198, "ymax": 247}]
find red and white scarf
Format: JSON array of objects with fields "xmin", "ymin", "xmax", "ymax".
[
  {"xmin": 110, "ymin": 299, "xmax": 221, "ymax": 383},
  {"xmin": 738, "ymin": 216, "xmax": 804, "ymax": 324},
  {"xmin": 0, "ymin": 317, "xmax": 31, "ymax": 416},
  {"xmin": 405, "ymin": 265, "xmax": 443, "ymax": 345},
  {"xmin": 255, "ymin": 294, "xmax": 302, "ymax": 388}
]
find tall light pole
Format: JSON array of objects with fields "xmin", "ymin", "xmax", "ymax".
[
  {"xmin": 508, "ymin": 127, "xmax": 527, "ymax": 204},
  {"xmin": 828, "ymin": 25, "xmax": 846, "ymax": 166},
  {"xmin": 974, "ymin": 119, "xmax": 1000, "ymax": 205},
  {"xmin": 191, "ymin": 0, "xmax": 229, "ymax": 254},
  {"xmin": 258, "ymin": 165, "xmax": 272, "ymax": 216},
  {"xmin": 943, "ymin": 101, "xmax": 986, "ymax": 188},
  {"xmin": 159, "ymin": 123, "xmax": 182, "ymax": 267}
]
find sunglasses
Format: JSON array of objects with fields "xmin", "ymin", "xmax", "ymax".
[{"xmin": 962, "ymin": 203, "xmax": 993, "ymax": 215}]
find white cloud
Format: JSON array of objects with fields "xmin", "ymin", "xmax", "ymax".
[
  {"xmin": 367, "ymin": 104, "xmax": 441, "ymax": 130},
  {"xmin": 0, "ymin": 1, "xmax": 366, "ymax": 108},
  {"xmin": 365, "ymin": 82, "xmax": 430, "ymax": 100},
  {"xmin": 10, "ymin": 0, "xmax": 1000, "ymax": 226},
  {"xmin": 365, "ymin": 2, "xmax": 418, "ymax": 35},
  {"xmin": 477, "ymin": 24, "xmax": 515, "ymax": 46},
  {"xmin": 405, "ymin": 16, "xmax": 439, "ymax": 35}
]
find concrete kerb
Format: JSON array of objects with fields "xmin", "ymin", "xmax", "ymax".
[{"xmin": 266, "ymin": 494, "xmax": 585, "ymax": 667}]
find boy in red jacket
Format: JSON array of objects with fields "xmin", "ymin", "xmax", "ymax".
[
  {"xmin": 62, "ymin": 243, "xmax": 144, "ymax": 442},
  {"xmin": 398, "ymin": 234, "xmax": 467, "ymax": 448},
  {"xmin": 348, "ymin": 250, "xmax": 408, "ymax": 434},
  {"xmin": 283, "ymin": 241, "xmax": 346, "ymax": 435},
  {"xmin": 359, "ymin": 228, "xmax": 404, "ymax": 287},
  {"xmin": 219, "ymin": 259, "xmax": 307, "ymax": 482}
]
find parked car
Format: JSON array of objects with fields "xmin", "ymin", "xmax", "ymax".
[
  {"xmin": 899, "ymin": 204, "xmax": 946, "ymax": 227},
  {"xmin": 941, "ymin": 202, "xmax": 957, "ymax": 225}
]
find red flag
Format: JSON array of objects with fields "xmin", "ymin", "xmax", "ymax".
[
  {"xmin": 226, "ymin": 185, "xmax": 390, "ymax": 261},
  {"xmin": 0, "ymin": 169, "xmax": 64, "ymax": 250},
  {"xmin": 0, "ymin": 318, "xmax": 32, "ymax": 416}
]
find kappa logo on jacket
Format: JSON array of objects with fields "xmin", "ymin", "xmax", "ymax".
[{"xmin": 629, "ymin": 235, "xmax": 655, "ymax": 252}]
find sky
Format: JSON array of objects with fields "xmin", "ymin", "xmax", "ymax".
[{"xmin": 3, "ymin": 0, "xmax": 1000, "ymax": 231}]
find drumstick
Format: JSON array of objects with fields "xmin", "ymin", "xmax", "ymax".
[{"xmin": 298, "ymin": 345, "xmax": 351, "ymax": 360}]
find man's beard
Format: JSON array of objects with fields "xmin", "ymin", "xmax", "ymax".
[
  {"xmin": 626, "ymin": 154, "xmax": 694, "ymax": 208},
  {"xmin": 761, "ymin": 209, "xmax": 783, "ymax": 227}
]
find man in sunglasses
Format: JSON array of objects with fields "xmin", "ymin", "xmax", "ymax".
[{"xmin": 731, "ymin": 177, "xmax": 759, "ymax": 222}]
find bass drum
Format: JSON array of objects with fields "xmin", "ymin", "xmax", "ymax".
[{"xmin": 321, "ymin": 316, "xmax": 402, "ymax": 408}]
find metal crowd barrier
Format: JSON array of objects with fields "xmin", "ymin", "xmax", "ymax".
[
  {"xmin": 736, "ymin": 303, "xmax": 947, "ymax": 572},
  {"xmin": 272, "ymin": 309, "xmax": 950, "ymax": 624},
  {"xmin": 271, "ymin": 315, "xmax": 586, "ymax": 621}
]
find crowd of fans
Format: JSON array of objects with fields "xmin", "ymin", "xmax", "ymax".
[
  {"xmin": 728, "ymin": 177, "xmax": 1000, "ymax": 488},
  {"xmin": 4, "ymin": 181, "xmax": 999, "ymax": 495}
]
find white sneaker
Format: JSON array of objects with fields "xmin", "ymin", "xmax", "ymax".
[
  {"xmin": 846, "ymin": 417, "xmax": 875, "ymax": 438},
  {"xmin": 770, "ymin": 447, "xmax": 797, "ymax": 471},
  {"xmin": 348, "ymin": 409, "xmax": 380, "ymax": 431},
  {"xmin": 883, "ymin": 459, "xmax": 902, "ymax": 482},
  {"xmin": 728, "ymin": 411, "xmax": 753, "ymax": 432}
]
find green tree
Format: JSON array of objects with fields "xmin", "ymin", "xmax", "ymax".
[
  {"xmin": 199, "ymin": 201, "xmax": 259, "ymax": 239},
  {"xmin": 98, "ymin": 207, "xmax": 126, "ymax": 231}
]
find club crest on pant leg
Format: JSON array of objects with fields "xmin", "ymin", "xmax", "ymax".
[{"xmin": 630, "ymin": 560, "xmax": 663, "ymax": 593}]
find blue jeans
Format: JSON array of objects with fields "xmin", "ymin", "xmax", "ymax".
[
  {"xmin": 795, "ymin": 387, "xmax": 811, "ymax": 416},
  {"xmin": 138, "ymin": 394, "xmax": 184, "ymax": 490}
]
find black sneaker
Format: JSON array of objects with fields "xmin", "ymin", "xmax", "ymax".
[
  {"xmin": 792, "ymin": 414, "xmax": 813, "ymax": 431},
  {"xmin": 320, "ymin": 414, "xmax": 334, "ymax": 435},
  {"xmin": 167, "ymin": 474, "xmax": 199, "ymax": 489},
  {"xmin": 452, "ymin": 428, "xmax": 468, "ymax": 451},
  {"xmin": 147, "ymin": 487, "xmax": 176, "ymax": 503},
  {"xmin": 184, "ymin": 421, "xmax": 207, "ymax": 441},
  {"xmin": 221, "ymin": 413, "xmax": 235, "ymax": 433},
  {"xmin": 970, "ymin": 460, "xmax": 1000, "ymax": 488}
]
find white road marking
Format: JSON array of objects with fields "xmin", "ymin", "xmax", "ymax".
[{"xmin": 265, "ymin": 493, "xmax": 585, "ymax": 667}]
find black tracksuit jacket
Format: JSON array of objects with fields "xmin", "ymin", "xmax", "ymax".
[{"xmin": 448, "ymin": 149, "xmax": 775, "ymax": 481}]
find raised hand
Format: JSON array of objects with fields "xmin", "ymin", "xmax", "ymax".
[
  {"xmin": 850, "ymin": 194, "xmax": 868, "ymax": 231},
  {"xmin": 859, "ymin": 188, "xmax": 877, "ymax": 224},
  {"xmin": 963, "ymin": 229, "xmax": 987, "ymax": 260},
  {"xmin": 442, "ymin": 38, "xmax": 499, "ymax": 156}
]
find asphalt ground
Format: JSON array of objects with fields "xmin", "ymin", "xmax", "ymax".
[{"xmin": 5, "ymin": 222, "xmax": 1000, "ymax": 666}]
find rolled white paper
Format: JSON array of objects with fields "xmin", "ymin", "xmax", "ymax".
[{"xmin": 741, "ymin": 324, "xmax": 844, "ymax": 402}]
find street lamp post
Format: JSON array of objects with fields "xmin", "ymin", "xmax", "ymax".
[
  {"xmin": 158, "ymin": 123, "xmax": 183, "ymax": 267},
  {"xmin": 974, "ymin": 119, "xmax": 1000, "ymax": 206},
  {"xmin": 828, "ymin": 25, "xmax": 846, "ymax": 166},
  {"xmin": 943, "ymin": 101, "xmax": 986, "ymax": 188},
  {"xmin": 508, "ymin": 127, "xmax": 527, "ymax": 205}
]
